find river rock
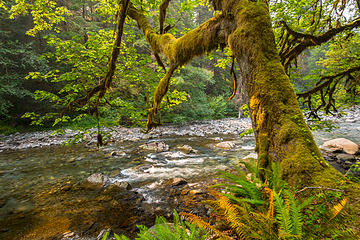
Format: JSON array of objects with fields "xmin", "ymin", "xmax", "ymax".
[
  {"xmin": 139, "ymin": 142, "xmax": 169, "ymax": 152},
  {"xmin": 113, "ymin": 181, "xmax": 132, "ymax": 190},
  {"xmin": 345, "ymin": 119, "xmax": 357, "ymax": 123},
  {"xmin": 215, "ymin": 141, "xmax": 236, "ymax": 150},
  {"xmin": 61, "ymin": 231, "xmax": 76, "ymax": 239},
  {"xmin": 176, "ymin": 144, "xmax": 198, "ymax": 154},
  {"xmin": 164, "ymin": 178, "xmax": 187, "ymax": 187},
  {"xmin": 336, "ymin": 153, "xmax": 356, "ymax": 162},
  {"xmin": 87, "ymin": 173, "xmax": 110, "ymax": 186},
  {"xmin": 161, "ymin": 151, "xmax": 185, "ymax": 158},
  {"xmin": 321, "ymin": 138, "xmax": 359, "ymax": 154},
  {"xmin": 244, "ymin": 152, "xmax": 258, "ymax": 159},
  {"xmin": 108, "ymin": 151, "xmax": 126, "ymax": 157},
  {"xmin": 96, "ymin": 229, "xmax": 111, "ymax": 240}
]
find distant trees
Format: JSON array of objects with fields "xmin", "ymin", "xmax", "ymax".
[{"xmin": 0, "ymin": 8, "xmax": 52, "ymax": 123}]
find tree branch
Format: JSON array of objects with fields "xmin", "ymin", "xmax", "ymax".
[
  {"xmin": 60, "ymin": 0, "xmax": 130, "ymax": 118},
  {"xmin": 297, "ymin": 66, "xmax": 360, "ymax": 117},
  {"xmin": 296, "ymin": 186, "xmax": 345, "ymax": 195},
  {"xmin": 128, "ymin": 5, "xmax": 227, "ymax": 130},
  {"xmin": 280, "ymin": 18, "xmax": 360, "ymax": 70},
  {"xmin": 159, "ymin": 0, "xmax": 172, "ymax": 34},
  {"xmin": 227, "ymin": 56, "xmax": 237, "ymax": 100},
  {"xmin": 99, "ymin": 0, "xmax": 131, "ymax": 99},
  {"xmin": 297, "ymin": 66, "xmax": 360, "ymax": 98}
]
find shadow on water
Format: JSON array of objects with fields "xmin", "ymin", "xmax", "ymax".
[{"xmin": 0, "ymin": 178, "xmax": 155, "ymax": 239}]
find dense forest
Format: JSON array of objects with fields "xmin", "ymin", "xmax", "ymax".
[
  {"xmin": 0, "ymin": 0, "xmax": 360, "ymax": 239},
  {"xmin": 1, "ymin": 0, "xmax": 358, "ymax": 132},
  {"xmin": 1, "ymin": 0, "xmax": 240, "ymax": 131}
]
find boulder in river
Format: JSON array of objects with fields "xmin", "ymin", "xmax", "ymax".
[
  {"xmin": 87, "ymin": 173, "xmax": 110, "ymax": 186},
  {"xmin": 113, "ymin": 181, "xmax": 132, "ymax": 190},
  {"xmin": 107, "ymin": 151, "xmax": 126, "ymax": 157},
  {"xmin": 321, "ymin": 138, "xmax": 359, "ymax": 155},
  {"xmin": 215, "ymin": 141, "xmax": 236, "ymax": 150},
  {"xmin": 176, "ymin": 144, "xmax": 198, "ymax": 154},
  {"xmin": 336, "ymin": 153, "xmax": 357, "ymax": 162},
  {"xmin": 139, "ymin": 142, "xmax": 169, "ymax": 152},
  {"xmin": 164, "ymin": 178, "xmax": 188, "ymax": 187}
]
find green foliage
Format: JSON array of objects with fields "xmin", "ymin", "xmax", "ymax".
[
  {"xmin": 102, "ymin": 210, "xmax": 207, "ymax": 240},
  {"xmin": 9, "ymin": 0, "xmax": 70, "ymax": 36},
  {"xmin": 163, "ymin": 66, "xmax": 236, "ymax": 124},
  {"xmin": 3, "ymin": 0, "xmax": 237, "ymax": 130},
  {"xmin": 214, "ymin": 166, "xmax": 265, "ymax": 206},
  {"xmin": 302, "ymin": 191, "xmax": 356, "ymax": 239},
  {"xmin": 0, "ymin": 28, "xmax": 50, "ymax": 121},
  {"xmin": 307, "ymin": 119, "xmax": 339, "ymax": 132},
  {"xmin": 24, "ymin": 24, "xmax": 172, "ymax": 127},
  {"xmin": 239, "ymin": 128, "xmax": 253, "ymax": 138},
  {"xmin": 185, "ymin": 162, "xmax": 352, "ymax": 239}
]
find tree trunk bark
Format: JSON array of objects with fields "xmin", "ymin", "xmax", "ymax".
[{"xmin": 225, "ymin": 0, "xmax": 341, "ymax": 186}]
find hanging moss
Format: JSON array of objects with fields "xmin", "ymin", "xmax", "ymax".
[{"xmin": 128, "ymin": 6, "xmax": 227, "ymax": 129}]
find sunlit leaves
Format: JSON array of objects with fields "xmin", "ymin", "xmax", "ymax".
[
  {"xmin": 318, "ymin": 33, "xmax": 360, "ymax": 73},
  {"xmin": 92, "ymin": 0, "xmax": 118, "ymax": 23},
  {"xmin": 0, "ymin": 1, "xmax": 7, "ymax": 10},
  {"xmin": 10, "ymin": 0, "xmax": 70, "ymax": 36}
]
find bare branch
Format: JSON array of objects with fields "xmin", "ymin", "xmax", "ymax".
[{"xmin": 297, "ymin": 66, "xmax": 360, "ymax": 98}]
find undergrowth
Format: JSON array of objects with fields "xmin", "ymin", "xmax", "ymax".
[
  {"xmin": 182, "ymin": 162, "xmax": 356, "ymax": 239},
  {"xmin": 102, "ymin": 210, "xmax": 207, "ymax": 240}
]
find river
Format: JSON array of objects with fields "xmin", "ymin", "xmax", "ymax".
[{"xmin": 0, "ymin": 111, "xmax": 359, "ymax": 239}]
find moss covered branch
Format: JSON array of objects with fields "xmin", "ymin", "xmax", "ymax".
[
  {"xmin": 159, "ymin": 0, "xmax": 172, "ymax": 34},
  {"xmin": 128, "ymin": 5, "xmax": 227, "ymax": 130},
  {"xmin": 279, "ymin": 18, "xmax": 360, "ymax": 70}
]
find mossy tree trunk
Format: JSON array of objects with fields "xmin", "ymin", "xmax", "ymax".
[
  {"xmin": 222, "ymin": 0, "xmax": 342, "ymax": 186},
  {"xmin": 129, "ymin": 0, "xmax": 343, "ymax": 187}
]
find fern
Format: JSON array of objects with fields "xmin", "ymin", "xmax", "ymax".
[
  {"xmin": 269, "ymin": 162, "xmax": 284, "ymax": 192},
  {"xmin": 181, "ymin": 212, "xmax": 231, "ymax": 239},
  {"xmin": 215, "ymin": 168, "xmax": 264, "ymax": 205},
  {"xmin": 274, "ymin": 191, "xmax": 293, "ymax": 238},
  {"xmin": 101, "ymin": 210, "xmax": 207, "ymax": 240},
  {"xmin": 114, "ymin": 233, "xmax": 129, "ymax": 240},
  {"xmin": 330, "ymin": 198, "xmax": 348, "ymax": 220}
]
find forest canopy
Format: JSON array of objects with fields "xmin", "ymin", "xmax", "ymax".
[{"xmin": 1, "ymin": 0, "xmax": 358, "ymax": 130}]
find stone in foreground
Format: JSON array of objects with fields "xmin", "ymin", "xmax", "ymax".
[{"xmin": 321, "ymin": 138, "xmax": 359, "ymax": 155}]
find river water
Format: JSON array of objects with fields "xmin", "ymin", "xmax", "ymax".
[{"xmin": 0, "ymin": 114, "xmax": 359, "ymax": 239}]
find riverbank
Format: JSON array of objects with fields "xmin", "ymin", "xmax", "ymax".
[
  {"xmin": 1, "ymin": 106, "xmax": 360, "ymax": 152},
  {"xmin": 0, "ymin": 118, "xmax": 252, "ymax": 151}
]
